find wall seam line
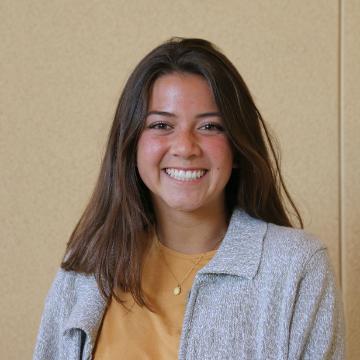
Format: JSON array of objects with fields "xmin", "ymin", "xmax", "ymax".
[{"xmin": 339, "ymin": 0, "xmax": 345, "ymax": 293}]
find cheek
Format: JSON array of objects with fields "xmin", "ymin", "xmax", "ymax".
[
  {"xmin": 204, "ymin": 137, "xmax": 234, "ymax": 169},
  {"xmin": 137, "ymin": 134, "xmax": 166, "ymax": 169}
]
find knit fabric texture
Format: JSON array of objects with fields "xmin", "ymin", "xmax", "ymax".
[{"xmin": 33, "ymin": 209, "xmax": 345, "ymax": 359}]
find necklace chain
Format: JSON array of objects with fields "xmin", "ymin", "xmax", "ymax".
[{"xmin": 154, "ymin": 230, "xmax": 224, "ymax": 296}]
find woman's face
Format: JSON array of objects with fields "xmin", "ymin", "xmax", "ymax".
[{"xmin": 136, "ymin": 73, "xmax": 234, "ymax": 215}]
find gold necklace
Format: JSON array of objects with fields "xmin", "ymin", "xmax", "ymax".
[{"xmin": 155, "ymin": 231, "xmax": 224, "ymax": 296}]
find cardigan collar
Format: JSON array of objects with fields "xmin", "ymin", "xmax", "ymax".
[
  {"xmin": 62, "ymin": 208, "xmax": 267, "ymax": 341},
  {"xmin": 197, "ymin": 208, "xmax": 267, "ymax": 279}
]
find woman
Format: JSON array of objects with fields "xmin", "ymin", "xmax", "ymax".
[{"xmin": 34, "ymin": 38, "xmax": 344, "ymax": 359}]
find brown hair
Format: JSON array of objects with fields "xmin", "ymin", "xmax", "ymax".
[{"xmin": 61, "ymin": 37, "xmax": 303, "ymax": 308}]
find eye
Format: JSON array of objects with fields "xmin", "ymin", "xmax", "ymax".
[
  {"xmin": 199, "ymin": 122, "xmax": 225, "ymax": 132},
  {"xmin": 148, "ymin": 121, "xmax": 172, "ymax": 130}
]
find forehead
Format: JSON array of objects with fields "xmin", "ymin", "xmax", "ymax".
[{"xmin": 148, "ymin": 73, "xmax": 218, "ymax": 111}]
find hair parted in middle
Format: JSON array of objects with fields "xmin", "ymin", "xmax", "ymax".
[{"xmin": 61, "ymin": 37, "xmax": 303, "ymax": 309}]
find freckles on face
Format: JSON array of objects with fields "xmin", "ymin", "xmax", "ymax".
[
  {"xmin": 202, "ymin": 136, "xmax": 231, "ymax": 165},
  {"xmin": 137, "ymin": 131, "xmax": 166, "ymax": 179},
  {"xmin": 136, "ymin": 73, "xmax": 234, "ymax": 213}
]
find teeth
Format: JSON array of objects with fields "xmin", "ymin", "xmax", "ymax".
[{"xmin": 165, "ymin": 168, "xmax": 206, "ymax": 181}]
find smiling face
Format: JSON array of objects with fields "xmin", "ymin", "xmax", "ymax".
[{"xmin": 136, "ymin": 73, "xmax": 234, "ymax": 216}]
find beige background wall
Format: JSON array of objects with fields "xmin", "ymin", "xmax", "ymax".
[
  {"xmin": 343, "ymin": 0, "xmax": 360, "ymax": 358},
  {"xmin": 0, "ymin": 0, "xmax": 358, "ymax": 358}
]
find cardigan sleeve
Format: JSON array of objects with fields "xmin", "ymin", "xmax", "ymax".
[
  {"xmin": 288, "ymin": 249, "xmax": 345, "ymax": 359},
  {"xmin": 33, "ymin": 269, "xmax": 67, "ymax": 360}
]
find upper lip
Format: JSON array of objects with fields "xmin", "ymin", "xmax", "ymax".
[{"xmin": 163, "ymin": 167, "xmax": 208, "ymax": 171}]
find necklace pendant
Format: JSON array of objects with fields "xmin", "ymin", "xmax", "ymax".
[{"xmin": 173, "ymin": 285, "xmax": 181, "ymax": 296}]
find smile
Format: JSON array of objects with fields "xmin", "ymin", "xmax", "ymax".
[{"xmin": 164, "ymin": 168, "xmax": 207, "ymax": 181}]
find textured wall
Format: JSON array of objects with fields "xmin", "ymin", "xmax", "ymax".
[
  {"xmin": 342, "ymin": 0, "xmax": 360, "ymax": 358},
  {"xmin": 0, "ymin": 0, "xmax": 357, "ymax": 358}
]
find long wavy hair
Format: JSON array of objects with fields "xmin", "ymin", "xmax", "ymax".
[{"xmin": 62, "ymin": 37, "xmax": 303, "ymax": 308}]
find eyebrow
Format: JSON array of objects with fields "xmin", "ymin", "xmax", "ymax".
[{"xmin": 146, "ymin": 111, "xmax": 221, "ymax": 118}]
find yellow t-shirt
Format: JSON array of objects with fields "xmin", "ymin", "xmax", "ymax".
[{"xmin": 93, "ymin": 237, "xmax": 217, "ymax": 359}]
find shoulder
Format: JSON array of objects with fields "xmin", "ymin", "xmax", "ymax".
[
  {"xmin": 261, "ymin": 222, "xmax": 330, "ymax": 280},
  {"xmin": 219, "ymin": 209, "xmax": 331, "ymax": 280},
  {"xmin": 42, "ymin": 268, "xmax": 101, "ymax": 323},
  {"xmin": 46, "ymin": 268, "xmax": 94, "ymax": 302},
  {"xmin": 34, "ymin": 269, "xmax": 97, "ymax": 358},
  {"xmin": 229, "ymin": 209, "xmax": 328, "ymax": 272},
  {"xmin": 265, "ymin": 222, "xmax": 326, "ymax": 258},
  {"xmin": 34, "ymin": 269, "xmax": 106, "ymax": 359}
]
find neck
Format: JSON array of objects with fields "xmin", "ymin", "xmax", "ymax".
[{"xmin": 154, "ymin": 205, "xmax": 229, "ymax": 254}]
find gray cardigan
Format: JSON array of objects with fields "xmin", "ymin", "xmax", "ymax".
[{"xmin": 33, "ymin": 209, "xmax": 345, "ymax": 359}]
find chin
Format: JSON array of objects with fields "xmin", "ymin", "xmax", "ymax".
[
  {"xmin": 163, "ymin": 199, "xmax": 207, "ymax": 213},
  {"xmin": 167, "ymin": 204, "xmax": 199, "ymax": 212}
]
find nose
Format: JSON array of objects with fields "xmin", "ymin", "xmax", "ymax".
[{"xmin": 170, "ymin": 129, "xmax": 201, "ymax": 159}]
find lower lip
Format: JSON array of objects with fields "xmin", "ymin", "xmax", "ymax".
[{"xmin": 162, "ymin": 170, "xmax": 208, "ymax": 183}]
